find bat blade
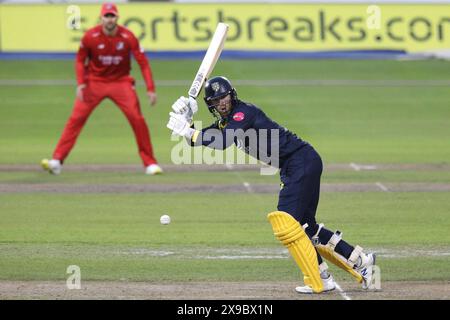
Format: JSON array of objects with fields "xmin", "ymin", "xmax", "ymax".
[{"xmin": 188, "ymin": 23, "xmax": 229, "ymax": 99}]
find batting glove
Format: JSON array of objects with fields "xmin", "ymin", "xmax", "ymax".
[
  {"xmin": 167, "ymin": 112, "xmax": 195, "ymax": 139},
  {"xmin": 172, "ymin": 96, "xmax": 189, "ymax": 114},
  {"xmin": 171, "ymin": 96, "xmax": 198, "ymax": 122},
  {"xmin": 188, "ymin": 97, "xmax": 198, "ymax": 114}
]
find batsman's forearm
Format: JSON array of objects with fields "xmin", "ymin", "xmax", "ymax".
[
  {"xmin": 188, "ymin": 124, "xmax": 202, "ymax": 146},
  {"xmin": 189, "ymin": 126, "xmax": 232, "ymax": 150},
  {"xmin": 190, "ymin": 130, "xmax": 201, "ymax": 145}
]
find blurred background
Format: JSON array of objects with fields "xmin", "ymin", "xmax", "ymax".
[
  {"xmin": 0, "ymin": 0, "xmax": 449, "ymax": 300},
  {"xmin": 1, "ymin": 0, "xmax": 449, "ymax": 164}
]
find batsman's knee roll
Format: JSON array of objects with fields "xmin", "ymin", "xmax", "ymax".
[{"xmin": 267, "ymin": 211, "xmax": 323, "ymax": 293}]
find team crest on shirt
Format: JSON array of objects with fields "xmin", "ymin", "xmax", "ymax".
[
  {"xmin": 98, "ymin": 43, "xmax": 105, "ymax": 49},
  {"xmin": 233, "ymin": 112, "xmax": 245, "ymax": 122},
  {"xmin": 212, "ymin": 82, "xmax": 220, "ymax": 92},
  {"xmin": 116, "ymin": 41, "xmax": 124, "ymax": 50}
]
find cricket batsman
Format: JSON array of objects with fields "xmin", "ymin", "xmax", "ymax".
[
  {"xmin": 167, "ymin": 76, "xmax": 377, "ymax": 294},
  {"xmin": 42, "ymin": 3, "xmax": 162, "ymax": 175}
]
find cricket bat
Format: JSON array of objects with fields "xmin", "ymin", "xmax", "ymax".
[
  {"xmin": 171, "ymin": 23, "xmax": 228, "ymax": 137},
  {"xmin": 188, "ymin": 22, "xmax": 229, "ymax": 99}
]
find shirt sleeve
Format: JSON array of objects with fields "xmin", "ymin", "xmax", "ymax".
[
  {"xmin": 190, "ymin": 123, "xmax": 224, "ymax": 149},
  {"xmin": 191, "ymin": 109, "xmax": 257, "ymax": 150},
  {"xmin": 75, "ymin": 34, "xmax": 89, "ymax": 86},
  {"xmin": 130, "ymin": 33, "xmax": 155, "ymax": 93}
]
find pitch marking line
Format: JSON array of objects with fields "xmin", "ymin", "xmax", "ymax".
[
  {"xmin": 242, "ymin": 182, "xmax": 254, "ymax": 193},
  {"xmin": 350, "ymin": 162, "xmax": 378, "ymax": 171},
  {"xmin": 334, "ymin": 282, "xmax": 352, "ymax": 300},
  {"xmin": 226, "ymin": 163, "xmax": 254, "ymax": 193},
  {"xmin": 3, "ymin": 79, "xmax": 450, "ymax": 87},
  {"xmin": 375, "ymin": 182, "xmax": 389, "ymax": 192},
  {"xmin": 122, "ymin": 247, "xmax": 450, "ymax": 259}
]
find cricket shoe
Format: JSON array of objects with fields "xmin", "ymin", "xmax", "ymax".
[
  {"xmin": 41, "ymin": 159, "xmax": 62, "ymax": 175},
  {"xmin": 295, "ymin": 274, "xmax": 336, "ymax": 294},
  {"xmin": 145, "ymin": 164, "xmax": 163, "ymax": 175},
  {"xmin": 355, "ymin": 253, "xmax": 377, "ymax": 290}
]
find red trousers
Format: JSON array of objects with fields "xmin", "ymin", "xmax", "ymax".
[{"xmin": 53, "ymin": 80, "xmax": 157, "ymax": 166}]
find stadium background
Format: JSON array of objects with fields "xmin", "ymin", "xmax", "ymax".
[{"xmin": 0, "ymin": 0, "xmax": 449, "ymax": 300}]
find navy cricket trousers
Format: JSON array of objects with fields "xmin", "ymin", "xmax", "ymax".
[{"xmin": 277, "ymin": 144, "xmax": 323, "ymax": 237}]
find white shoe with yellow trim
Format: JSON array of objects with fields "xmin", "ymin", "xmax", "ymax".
[
  {"xmin": 41, "ymin": 159, "xmax": 62, "ymax": 175},
  {"xmin": 145, "ymin": 164, "xmax": 163, "ymax": 175}
]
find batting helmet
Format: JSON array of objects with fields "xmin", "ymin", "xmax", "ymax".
[{"xmin": 203, "ymin": 76, "xmax": 238, "ymax": 115}]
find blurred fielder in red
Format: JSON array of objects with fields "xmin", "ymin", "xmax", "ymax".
[{"xmin": 42, "ymin": 3, "xmax": 162, "ymax": 175}]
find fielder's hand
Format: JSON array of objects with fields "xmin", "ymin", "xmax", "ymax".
[
  {"xmin": 76, "ymin": 84, "xmax": 86, "ymax": 102},
  {"xmin": 167, "ymin": 112, "xmax": 195, "ymax": 139},
  {"xmin": 147, "ymin": 91, "xmax": 157, "ymax": 106}
]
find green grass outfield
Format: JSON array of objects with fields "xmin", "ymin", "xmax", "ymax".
[
  {"xmin": 1, "ymin": 192, "xmax": 449, "ymax": 282},
  {"xmin": 0, "ymin": 59, "xmax": 449, "ymax": 295},
  {"xmin": 0, "ymin": 59, "xmax": 449, "ymax": 164}
]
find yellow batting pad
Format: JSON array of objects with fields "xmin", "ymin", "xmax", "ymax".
[
  {"xmin": 268, "ymin": 211, "xmax": 323, "ymax": 293},
  {"xmin": 316, "ymin": 246, "xmax": 363, "ymax": 283}
]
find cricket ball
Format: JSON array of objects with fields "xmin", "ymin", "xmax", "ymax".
[{"xmin": 160, "ymin": 214, "xmax": 171, "ymax": 225}]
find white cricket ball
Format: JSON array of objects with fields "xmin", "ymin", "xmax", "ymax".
[{"xmin": 160, "ymin": 214, "xmax": 171, "ymax": 225}]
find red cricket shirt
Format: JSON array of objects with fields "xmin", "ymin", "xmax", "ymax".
[{"xmin": 76, "ymin": 25, "xmax": 155, "ymax": 92}]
